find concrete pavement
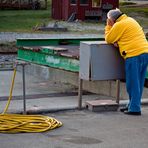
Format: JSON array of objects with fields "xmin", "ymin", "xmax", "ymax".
[
  {"xmin": 0, "ymin": 109, "xmax": 148, "ymax": 148},
  {"xmin": 1, "ymin": 68, "xmax": 148, "ymax": 148}
]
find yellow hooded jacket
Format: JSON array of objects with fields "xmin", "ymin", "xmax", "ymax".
[{"xmin": 105, "ymin": 14, "xmax": 148, "ymax": 59}]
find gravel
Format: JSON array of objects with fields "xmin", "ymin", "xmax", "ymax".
[{"xmin": 0, "ymin": 54, "xmax": 17, "ymax": 62}]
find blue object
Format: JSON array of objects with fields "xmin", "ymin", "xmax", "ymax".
[{"xmin": 125, "ymin": 53, "xmax": 148, "ymax": 112}]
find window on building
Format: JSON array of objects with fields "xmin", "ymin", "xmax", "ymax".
[
  {"xmin": 70, "ymin": 0, "xmax": 77, "ymax": 4},
  {"xmin": 80, "ymin": 0, "xmax": 88, "ymax": 5},
  {"xmin": 92, "ymin": 0, "xmax": 101, "ymax": 7}
]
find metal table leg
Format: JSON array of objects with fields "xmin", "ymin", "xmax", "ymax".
[
  {"xmin": 78, "ymin": 78, "xmax": 83, "ymax": 110},
  {"xmin": 116, "ymin": 79, "xmax": 120, "ymax": 104},
  {"xmin": 22, "ymin": 64, "xmax": 26, "ymax": 114}
]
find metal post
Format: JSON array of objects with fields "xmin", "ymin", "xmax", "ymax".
[
  {"xmin": 22, "ymin": 64, "xmax": 26, "ymax": 114},
  {"xmin": 78, "ymin": 78, "xmax": 83, "ymax": 110},
  {"xmin": 116, "ymin": 79, "xmax": 120, "ymax": 104}
]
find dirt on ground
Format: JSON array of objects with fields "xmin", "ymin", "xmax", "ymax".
[{"xmin": 0, "ymin": 42, "xmax": 17, "ymax": 53}]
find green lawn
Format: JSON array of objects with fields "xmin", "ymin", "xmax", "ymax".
[
  {"xmin": 120, "ymin": 7, "xmax": 148, "ymax": 17},
  {"xmin": 0, "ymin": 0, "xmax": 52, "ymax": 32},
  {"xmin": 0, "ymin": 9, "xmax": 52, "ymax": 32}
]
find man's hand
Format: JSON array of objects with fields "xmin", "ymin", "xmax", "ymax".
[{"xmin": 107, "ymin": 18, "xmax": 114, "ymax": 26}]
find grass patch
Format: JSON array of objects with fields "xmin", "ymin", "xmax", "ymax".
[
  {"xmin": 119, "ymin": 2, "xmax": 136, "ymax": 6},
  {"xmin": 120, "ymin": 7, "xmax": 148, "ymax": 17},
  {"xmin": 0, "ymin": 0, "xmax": 52, "ymax": 32},
  {"xmin": 0, "ymin": 10, "xmax": 52, "ymax": 32},
  {"xmin": 120, "ymin": 7, "xmax": 148, "ymax": 27}
]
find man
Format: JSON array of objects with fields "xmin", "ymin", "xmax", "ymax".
[{"xmin": 105, "ymin": 8, "xmax": 148, "ymax": 115}]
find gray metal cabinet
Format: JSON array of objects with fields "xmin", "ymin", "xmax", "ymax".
[{"xmin": 79, "ymin": 41, "xmax": 125, "ymax": 80}]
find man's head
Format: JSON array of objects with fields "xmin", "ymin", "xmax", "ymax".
[{"xmin": 107, "ymin": 8, "xmax": 123, "ymax": 22}]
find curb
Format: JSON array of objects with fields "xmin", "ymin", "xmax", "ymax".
[{"xmin": 3, "ymin": 98, "xmax": 148, "ymax": 114}]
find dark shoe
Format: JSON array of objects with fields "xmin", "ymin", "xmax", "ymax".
[
  {"xmin": 120, "ymin": 107, "xmax": 128, "ymax": 112},
  {"xmin": 124, "ymin": 111, "xmax": 141, "ymax": 116}
]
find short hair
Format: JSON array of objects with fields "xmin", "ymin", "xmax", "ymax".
[{"xmin": 107, "ymin": 8, "xmax": 123, "ymax": 21}]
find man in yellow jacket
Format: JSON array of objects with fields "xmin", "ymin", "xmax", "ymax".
[{"xmin": 105, "ymin": 8, "xmax": 148, "ymax": 115}]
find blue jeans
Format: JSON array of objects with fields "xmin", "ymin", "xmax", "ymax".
[{"xmin": 125, "ymin": 53, "xmax": 148, "ymax": 112}]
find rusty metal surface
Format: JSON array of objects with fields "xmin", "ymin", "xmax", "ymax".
[
  {"xmin": 56, "ymin": 45, "xmax": 79, "ymax": 59},
  {"xmin": 21, "ymin": 45, "xmax": 80, "ymax": 59}
]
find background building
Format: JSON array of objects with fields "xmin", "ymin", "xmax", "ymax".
[{"xmin": 52, "ymin": 0, "xmax": 119, "ymax": 21}]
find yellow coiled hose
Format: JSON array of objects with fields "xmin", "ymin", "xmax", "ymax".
[{"xmin": 0, "ymin": 68, "xmax": 62, "ymax": 133}]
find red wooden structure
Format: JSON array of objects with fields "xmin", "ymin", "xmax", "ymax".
[{"xmin": 52, "ymin": 0, "xmax": 119, "ymax": 21}]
